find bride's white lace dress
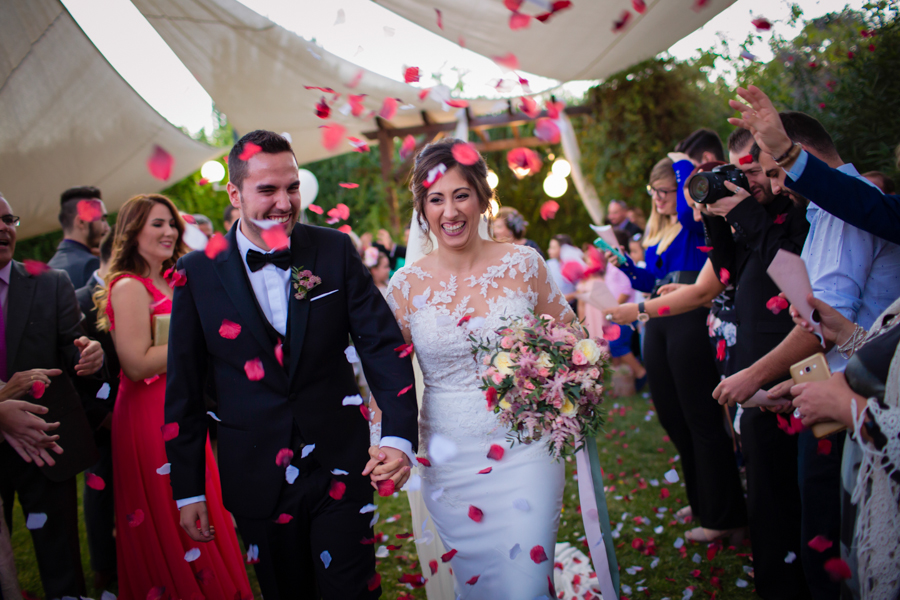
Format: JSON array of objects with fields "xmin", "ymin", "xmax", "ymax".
[{"xmin": 387, "ymin": 244, "xmax": 574, "ymax": 599}]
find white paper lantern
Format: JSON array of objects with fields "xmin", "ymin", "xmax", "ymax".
[
  {"xmin": 298, "ymin": 169, "xmax": 319, "ymax": 209},
  {"xmin": 551, "ymin": 158, "xmax": 571, "ymax": 178},
  {"xmin": 200, "ymin": 160, "xmax": 226, "ymax": 183},
  {"xmin": 486, "ymin": 170, "xmax": 499, "ymax": 190},
  {"xmin": 543, "ymin": 173, "xmax": 568, "ymax": 198}
]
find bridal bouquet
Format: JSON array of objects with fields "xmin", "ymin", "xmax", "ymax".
[{"xmin": 470, "ymin": 311, "xmax": 609, "ymax": 458}]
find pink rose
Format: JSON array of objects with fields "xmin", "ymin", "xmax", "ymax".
[
  {"xmin": 501, "ymin": 336, "xmax": 515, "ymax": 349},
  {"xmin": 492, "ymin": 372, "xmax": 504, "ymax": 385},
  {"xmin": 524, "ymin": 381, "xmax": 535, "ymax": 390},
  {"xmin": 589, "ymin": 368, "xmax": 600, "ymax": 379},
  {"xmin": 538, "ymin": 368, "xmax": 550, "ymax": 378},
  {"xmin": 572, "ymin": 349, "xmax": 587, "ymax": 366},
  {"xmin": 565, "ymin": 334, "xmax": 578, "ymax": 345}
]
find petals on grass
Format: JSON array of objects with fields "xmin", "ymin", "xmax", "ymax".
[
  {"xmin": 320, "ymin": 124, "xmax": 346, "ymax": 152},
  {"xmin": 766, "ymin": 296, "xmax": 789, "ymax": 315},
  {"xmin": 204, "ymin": 232, "xmax": 228, "ymax": 259},
  {"xmin": 404, "ymin": 66, "xmax": 420, "ymax": 83},
  {"xmin": 77, "ymin": 199, "xmax": 104, "ymax": 222},
  {"xmin": 244, "ymin": 358, "xmax": 265, "ymax": 381},
  {"xmin": 86, "ymin": 473, "xmax": 105, "ymax": 490},
  {"xmin": 824, "ymin": 557, "xmax": 852, "ymax": 581},
  {"xmin": 808, "ymin": 535, "xmax": 833, "ymax": 552},
  {"xmin": 161, "ymin": 422, "xmax": 179, "ymax": 441},
  {"xmin": 148, "ymin": 145, "xmax": 173, "ymax": 180},
  {"xmin": 660, "ymin": 487, "xmax": 670, "ymax": 499},
  {"xmin": 219, "ymin": 319, "xmax": 241, "ymax": 339},
  {"xmin": 817, "ymin": 439, "xmax": 832, "ymax": 455},
  {"xmin": 535, "ymin": 118, "xmax": 561, "ymax": 143},
  {"xmin": 492, "ymin": 52, "xmax": 520, "ymax": 71},
  {"xmin": 452, "ymin": 142, "xmax": 480, "ymax": 166},
  {"xmin": 377, "ymin": 479, "xmax": 395, "ymax": 497},
  {"xmin": 487, "ymin": 444, "xmax": 505, "ymax": 461},
  {"xmin": 126, "ymin": 508, "xmax": 144, "ymax": 527},
  {"xmin": 398, "ymin": 384, "xmax": 414, "ymax": 396},
  {"xmin": 24, "ymin": 259, "xmax": 50, "ymax": 277},
  {"xmin": 468, "ymin": 505, "xmax": 484, "ymax": 522},
  {"xmin": 400, "ymin": 135, "xmax": 417, "ymax": 160},
  {"xmin": 329, "ymin": 479, "xmax": 347, "ymax": 500},
  {"xmin": 276, "ymin": 448, "xmax": 294, "ymax": 468},
  {"xmin": 530, "ymin": 545, "xmax": 548, "ymax": 564},
  {"xmin": 239, "ymin": 142, "xmax": 262, "ymax": 161},
  {"xmin": 30, "ymin": 381, "xmax": 46, "ymax": 399},
  {"xmin": 339, "ymin": 182, "xmax": 359, "ymax": 189},
  {"xmin": 540, "ymin": 200, "xmax": 559, "ymax": 221},
  {"xmin": 612, "ymin": 10, "xmax": 631, "ymax": 32}
]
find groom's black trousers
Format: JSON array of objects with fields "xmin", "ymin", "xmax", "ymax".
[{"xmin": 236, "ymin": 428, "xmax": 381, "ymax": 600}]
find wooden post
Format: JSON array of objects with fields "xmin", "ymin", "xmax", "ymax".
[{"xmin": 376, "ymin": 119, "xmax": 400, "ymax": 232}]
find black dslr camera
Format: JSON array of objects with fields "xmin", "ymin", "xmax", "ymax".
[{"xmin": 687, "ymin": 164, "xmax": 750, "ymax": 204}]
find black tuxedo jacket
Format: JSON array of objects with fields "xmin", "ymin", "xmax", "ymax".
[
  {"xmin": 75, "ymin": 279, "xmax": 119, "ymax": 432},
  {"xmin": 47, "ymin": 240, "xmax": 99, "ymax": 290},
  {"xmin": 165, "ymin": 223, "xmax": 417, "ymax": 519},
  {"xmin": 704, "ymin": 195, "xmax": 810, "ymax": 374},
  {"xmin": 4, "ymin": 261, "xmax": 98, "ymax": 480}
]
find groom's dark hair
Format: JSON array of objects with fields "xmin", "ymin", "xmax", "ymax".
[{"xmin": 228, "ymin": 130, "xmax": 297, "ymax": 191}]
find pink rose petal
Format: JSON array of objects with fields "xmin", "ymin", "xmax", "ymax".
[
  {"xmin": 244, "ymin": 358, "xmax": 265, "ymax": 381},
  {"xmin": 398, "ymin": 384, "xmax": 414, "ymax": 396},
  {"xmin": 808, "ymin": 535, "xmax": 833, "ymax": 552},
  {"xmin": 824, "ymin": 557, "xmax": 851, "ymax": 581},
  {"xmin": 30, "ymin": 381, "xmax": 46, "ymax": 399},
  {"xmin": 86, "ymin": 473, "xmax": 105, "ymax": 490},
  {"xmin": 275, "ymin": 448, "xmax": 294, "ymax": 468},
  {"xmin": 377, "ymin": 479, "xmax": 395, "ymax": 497},
  {"xmin": 147, "ymin": 145, "xmax": 173, "ymax": 180},
  {"xmin": 339, "ymin": 183, "xmax": 359, "ymax": 189},
  {"xmin": 468, "ymin": 505, "xmax": 484, "ymax": 522},
  {"xmin": 161, "ymin": 422, "xmax": 179, "ymax": 441},
  {"xmin": 509, "ymin": 12, "xmax": 531, "ymax": 30},
  {"xmin": 400, "ymin": 135, "xmax": 417, "ymax": 160},
  {"xmin": 452, "ymin": 142, "xmax": 480, "ymax": 166},
  {"xmin": 275, "ymin": 513, "xmax": 293, "ymax": 524},
  {"xmin": 492, "ymin": 53, "xmax": 520, "ymax": 71},
  {"xmin": 487, "ymin": 444, "xmax": 505, "ymax": 461},
  {"xmin": 520, "ymin": 96, "xmax": 540, "ymax": 119},
  {"xmin": 320, "ymin": 124, "xmax": 346, "ymax": 152},
  {"xmin": 535, "ymin": 118, "xmax": 561, "ymax": 143},
  {"xmin": 76, "ymin": 199, "xmax": 104, "ymax": 223},
  {"xmin": 329, "ymin": 479, "xmax": 347, "ymax": 500},
  {"xmin": 379, "ymin": 97, "xmax": 398, "ymax": 120},
  {"xmin": 24, "ymin": 259, "xmax": 50, "ymax": 277},
  {"xmin": 219, "ymin": 319, "xmax": 241, "ymax": 339},
  {"xmin": 404, "ymin": 66, "xmax": 420, "ymax": 83},
  {"xmin": 540, "ymin": 200, "xmax": 560, "ymax": 221},
  {"xmin": 239, "ymin": 142, "xmax": 262, "ymax": 161},
  {"xmin": 766, "ymin": 296, "xmax": 789, "ymax": 315},
  {"xmin": 275, "ymin": 339, "xmax": 284, "ymax": 366},
  {"xmin": 127, "ymin": 508, "xmax": 144, "ymax": 527},
  {"xmin": 204, "ymin": 232, "xmax": 228, "ymax": 260}
]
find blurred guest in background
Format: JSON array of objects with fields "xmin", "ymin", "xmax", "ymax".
[
  {"xmin": 223, "ymin": 205, "xmax": 238, "ymax": 232},
  {"xmin": 546, "ymin": 234, "xmax": 578, "ymax": 309},
  {"xmin": 862, "ymin": 170, "xmax": 895, "ymax": 195},
  {"xmin": 48, "ymin": 186, "xmax": 110, "ymax": 289},
  {"xmin": 193, "ymin": 214, "xmax": 214, "ymax": 238},
  {"xmin": 364, "ymin": 247, "xmax": 391, "ymax": 298},
  {"xmin": 493, "ymin": 206, "xmax": 544, "ymax": 257},
  {"xmin": 372, "ymin": 228, "xmax": 407, "ymax": 272},
  {"xmin": 607, "ymin": 199, "xmax": 643, "ymax": 238}
]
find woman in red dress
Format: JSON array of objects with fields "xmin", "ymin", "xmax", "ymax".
[{"xmin": 95, "ymin": 194, "xmax": 252, "ymax": 599}]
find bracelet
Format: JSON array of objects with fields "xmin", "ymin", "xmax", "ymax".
[
  {"xmin": 772, "ymin": 142, "xmax": 799, "ymax": 163},
  {"xmin": 775, "ymin": 143, "xmax": 803, "ymax": 168},
  {"xmin": 837, "ymin": 324, "xmax": 868, "ymax": 359}
]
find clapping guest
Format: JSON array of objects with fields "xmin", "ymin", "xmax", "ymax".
[
  {"xmin": 94, "ymin": 194, "xmax": 251, "ymax": 598},
  {"xmin": 0, "ymin": 192, "xmax": 104, "ymax": 599}
]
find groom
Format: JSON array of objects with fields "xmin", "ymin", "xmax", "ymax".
[{"xmin": 165, "ymin": 130, "xmax": 417, "ymax": 598}]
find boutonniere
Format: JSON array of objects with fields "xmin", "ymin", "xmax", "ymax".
[{"xmin": 291, "ymin": 266, "xmax": 321, "ymax": 300}]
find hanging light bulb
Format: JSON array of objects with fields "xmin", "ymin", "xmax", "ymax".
[
  {"xmin": 551, "ymin": 158, "xmax": 571, "ymax": 178},
  {"xmin": 489, "ymin": 199, "xmax": 500, "ymax": 217},
  {"xmin": 543, "ymin": 173, "xmax": 568, "ymax": 198},
  {"xmin": 486, "ymin": 169, "xmax": 499, "ymax": 189},
  {"xmin": 200, "ymin": 160, "xmax": 226, "ymax": 183}
]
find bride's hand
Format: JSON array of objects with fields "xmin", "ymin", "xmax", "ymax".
[{"xmin": 363, "ymin": 446, "xmax": 411, "ymax": 490}]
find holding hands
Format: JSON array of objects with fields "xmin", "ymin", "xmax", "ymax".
[{"xmin": 363, "ymin": 446, "xmax": 412, "ymax": 492}]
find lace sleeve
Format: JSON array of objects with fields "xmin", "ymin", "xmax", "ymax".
[
  {"xmin": 530, "ymin": 251, "xmax": 575, "ymax": 324},
  {"xmin": 386, "ymin": 268, "xmax": 413, "ymax": 345}
]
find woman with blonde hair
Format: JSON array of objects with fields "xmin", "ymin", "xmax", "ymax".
[
  {"xmin": 606, "ymin": 155, "xmax": 747, "ymax": 543},
  {"xmin": 95, "ymin": 194, "xmax": 251, "ymax": 599}
]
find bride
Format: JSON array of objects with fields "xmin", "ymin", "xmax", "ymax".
[{"xmin": 383, "ymin": 138, "xmax": 574, "ymax": 598}]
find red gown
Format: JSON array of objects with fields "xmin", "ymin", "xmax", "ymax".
[{"xmin": 107, "ymin": 274, "xmax": 252, "ymax": 599}]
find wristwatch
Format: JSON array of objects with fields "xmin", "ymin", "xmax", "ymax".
[{"xmin": 637, "ymin": 302, "xmax": 650, "ymax": 323}]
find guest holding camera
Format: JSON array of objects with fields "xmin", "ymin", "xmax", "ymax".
[{"xmin": 606, "ymin": 154, "xmax": 747, "ymax": 543}]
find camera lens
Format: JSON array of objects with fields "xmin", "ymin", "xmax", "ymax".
[{"xmin": 689, "ymin": 176, "xmax": 709, "ymax": 202}]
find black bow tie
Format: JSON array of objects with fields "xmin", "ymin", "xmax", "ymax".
[{"xmin": 246, "ymin": 248, "xmax": 292, "ymax": 272}]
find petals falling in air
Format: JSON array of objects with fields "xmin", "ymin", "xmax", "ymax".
[
  {"xmin": 275, "ymin": 448, "xmax": 294, "ymax": 468},
  {"xmin": 540, "ymin": 200, "xmax": 560, "ymax": 221},
  {"xmin": 244, "ymin": 358, "xmax": 265, "ymax": 381},
  {"xmin": 452, "ymin": 142, "xmax": 480, "ymax": 166},
  {"xmin": 161, "ymin": 422, "xmax": 179, "ymax": 441},
  {"xmin": 219, "ymin": 319, "xmax": 241, "ymax": 339},
  {"xmin": 147, "ymin": 145, "xmax": 173, "ymax": 180}
]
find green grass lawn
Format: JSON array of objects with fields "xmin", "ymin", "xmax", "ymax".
[{"xmin": 11, "ymin": 393, "xmax": 758, "ymax": 599}]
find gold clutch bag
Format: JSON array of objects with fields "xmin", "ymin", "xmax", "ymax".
[{"xmin": 152, "ymin": 314, "xmax": 171, "ymax": 346}]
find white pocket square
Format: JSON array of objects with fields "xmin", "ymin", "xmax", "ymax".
[{"xmin": 311, "ymin": 289, "xmax": 339, "ymax": 302}]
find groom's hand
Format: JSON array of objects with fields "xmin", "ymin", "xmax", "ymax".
[
  {"xmin": 180, "ymin": 501, "xmax": 216, "ymax": 543},
  {"xmin": 363, "ymin": 446, "xmax": 412, "ymax": 490}
]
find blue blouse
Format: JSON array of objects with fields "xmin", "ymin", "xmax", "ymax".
[{"xmin": 617, "ymin": 160, "xmax": 708, "ymax": 293}]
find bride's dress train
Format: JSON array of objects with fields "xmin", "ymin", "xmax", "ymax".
[{"xmin": 387, "ymin": 245, "xmax": 573, "ymax": 599}]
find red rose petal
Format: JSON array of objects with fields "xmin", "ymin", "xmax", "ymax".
[
  {"xmin": 338, "ymin": 225, "xmax": 353, "ymax": 234},
  {"xmin": 377, "ymin": 479, "xmax": 395, "ymax": 497},
  {"xmin": 504, "ymin": 0, "xmax": 524, "ymax": 9},
  {"xmin": 766, "ymin": 296, "xmax": 789, "ymax": 315},
  {"xmin": 417, "ymin": 88, "xmax": 431, "ymax": 101},
  {"xmin": 76, "ymin": 199, "xmax": 104, "ymax": 223},
  {"xmin": 275, "ymin": 513, "xmax": 293, "ymax": 524},
  {"xmin": 367, "ymin": 572, "xmax": 381, "ymax": 591},
  {"xmin": 429, "ymin": 559, "xmax": 438, "ymax": 574},
  {"xmin": 540, "ymin": 200, "xmax": 560, "ymax": 221},
  {"xmin": 404, "ymin": 66, "xmax": 420, "ymax": 84},
  {"xmin": 398, "ymin": 384, "xmax": 414, "ymax": 396},
  {"xmin": 260, "ymin": 225, "xmax": 290, "ymax": 251},
  {"xmin": 238, "ymin": 142, "xmax": 262, "ymax": 162},
  {"xmin": 434, "ymin": 8, "xmax": 443, "ymax": 29},
  {"xmin": 660, "ymin": 487, "xmax": 670, "ymax": 499},
  {"xmin": 275, "ymin": 448, "xmax": 294, "ymax": 468},
  {"xmin": 530, "ymin": 544, "xmax": 548, "ymax": 564},
  {"xmin": 244, "ymin": 358, "xmax": 265, "ymax": 381},
  {"xmin": 24, "ymin": 259, "xmax": 50, "ymax": 277},
  {"xmin": 658, "ymin": 306, "xmax": 671, "ymax": 316},
  {"xmin": 602, "ymin": 324, "xmax": 621, "ymax": 341},
  {"xmin": 339, "ymin": 183, "xmax": 359, "ymax": 189},
  {"xmin": 612, "ymin": 10, "xmax": 631, "ymax": 32},
  {"xmin": 30, "ymin": 381, "xmax": 46, "ymax": 399},
  {"xmin": 320, "ymin": 124, "xmax": 346, "ymax": 152},
  {"xmin": 347, "ymin": 136, "xmax": 370, "ymax": 153},
  {"xmin": 329, "ymin": 479, "xmax": 347, "ymax": 500},
  {"xmin": 147, "ymin": 145, "xmax": 173, "ymax": 180},
  {"xmin": 468, "ymin": 505, "xmax": 484, "ymax": 522},
  {"xmin": 466, "ymin": 575, "xmax": 480, "ymax": 585},
  {"xmin": 716, "ymin": 339, "xmax": 726, "ymax": 361},
  {"xmin": 632, "ymin": 0, "xmax": 647, "ymax": 13},
  {"xmin": 127, "ymin": 508, "xmax": 144, "ymax": 527},
  {"xmin": 535, "ymin": 118, "xmax": 561, "ymax": 144},
  {"xmin": 219, "ymin": 319, "xmax": 241, "ymax": 339},
  {"xmin": 752, "ymin": 17, "xmax": 772, "ymax": 31},
  {"xmin": 506, "ymin": 147, "xmax": 542, "ymax": 174},
  {"xmin": 697, "ymin": 246, "xmax": 713, "ymax": 252},
  {"xmin": 739, "ymin": 154, "xmax": 754, "ymax": 165},
  {"xmin": 457, "ymin": 315, "xmax": 471, "ymax": 327},
  {"xmin": 417, "ymin": 457, "xmax": 432, "ymax": 467},
  {"xmin": 86, "ymin": 473, "xmax": 105, "ymax": 490},
  {"xmin": 492, "ymin": 52, "xmax": 520, "ymax": 71},
  {"xmin": 360, "ymin": 405, "xmax": 370, "ymax": 421},
  {"xmin": 275, "ymin": 339, "xmax": 284, "ymax": 366},
  {"xmin": 719, "ymin": 268, "xmax": 731, "ymax": 285},
  {"xmin": 304, "ymin": 85, "xmax": 337, "ymax": 96},
  {"xmin": 166, "ymin": 268, "xmax": 187, "ymax": 288},
  {"xmin": 546, "ymin": 100, "xmax": 565, "ymax": 119},
  {"xmin": 400, "ymin": 135, "xmax": 417, "ymax": 160},
  {"xmin": 395, "ymin": 343, "xmax": 415, "ymax": 358},
  {"xmin": 445, "ymin": 99, "xmax": 469, "ymax": 108},
  {"xmin": 824, "ymin": 557, "xmax": 851, "ymax": 581},
  {"xmin": 774, "ymin": 213, "xmax": 787, "ymax": 224},
  {"xmin": 817, "ymin": 439, "xmax": 832, "ymax": 455},
  {"xmin": 307, "ymin": 204, "xmax": 324, "ymax": 215},
  {"xmin": 315, "ymin": 97, "xmax": 330, "ymax": 119},
  {"xmin": 161, "ymin": 422, "xmax": 179, "ymax": 441},
  {"xmin": 452, "ymin": 142, "xmax": 480, "ymax": 166},
  {"xmin": 510, "ymin": 12, "xmax": 531, "ymax": 30},
  {"xmin": 485, "ymin": 386, "xmax": 499, "ymax": 409},
  {"xmin": 379, "ymin": 97, "xmax": 398, "ymax": 120},
  {"xmin": 204, "ymin": 232, "xmax": 228, "ymax": 260},
  {"xmin": 487, "ymin": 444, "xmax": 505, "ymax": 461},
  {"xmin": 478, "ymin": 467, "xmax": 492, "ymax": 474},
  {"xmin": 442, "ymin": 549, "xmax": 458, "ymax": 562},
  {"xmin": 808, "ymin": 535, "xmax": 833, "ymax": 552}
]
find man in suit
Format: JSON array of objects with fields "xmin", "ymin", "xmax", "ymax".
[
  {"xmin": 165, "ymin": 130, "xmax": 418, "ymax": 599},
  {"xmin": 606, "ymin": 199, "xmax": 643, "ymax": 239},
  {"xmin": 48, "ymin": 186, "xmax": 110, "ymax": 289},
  {"xmin": 75, "ymin": 231, "xmax": 119, "ymax": 589},
  {"xmin": 0, "ymin": 192, "xmax": 104, "ymax": 598}
]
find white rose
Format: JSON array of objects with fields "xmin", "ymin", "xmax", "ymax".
[
  {"xmin": 573, "ymin": 339, "xmax": 602, "ymax": 365},
  {"xmin": 493, "ymin": 352, "xmax": 515, "ymax": 375},
  {"xmin": 536, "ymin": 352, "xmax": 553, "ymax": 370}
]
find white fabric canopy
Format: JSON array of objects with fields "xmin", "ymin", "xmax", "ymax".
[
  {"xmin": 131, "ymin": 0, "xmax": 505, "ymax": 167},
  {"xmin": 376, "ymin": 0, "xmax": 736, "ymax": 82},
  {"xmin": 0, "ymin": 0, "xmax": 221, "ymax": 239}
]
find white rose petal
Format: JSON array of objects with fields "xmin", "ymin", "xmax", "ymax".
[
  {"xmin": 416, "ymin": 530, "xmax": 435, "ymax": 545},
  {"xmin": 736, "ymin": 579, "xmax": 749, "ymax": 588},
  {"xmin": 342, "ymin": 394, "xmax": 364, "ymax": 406},
  {"xmin": 26, "ymin": 513, "xmax": 48, "ymax": 530},
  {"xmin": 206, "ymin": 411, "xmax": 221, "ymax": 422},
  {"xmin": 674, "ymin": 537, "xmax": 684, "ymax": 549},
  {"xmin": 369, "ymin": 511, "xmax": 380, "ymax": 528},
  {"xmin": 156, "ymin": 463, "xmax": 171, "ymax": 475},
  {"xmin": 430, "ymin": 487, "xmax": 444, "ymax": 501},
  {"xmin": 359, "ymin": 503, "xmax": 377, "ymax": 514},
  {"xmin": 285, "ymin": 465, "xmax": 300, "ymax": 484},
  {"xmin": 509, "ymin": 543, "xmax": 521, "ymax": 560},
  {"xmin": 101, "ymin": 592, "xmax": 117, "ymax": 600},
  {"xmin": 401, "ymin": 474, "xmax": 422, "ymax": 492},
  {"xmin": 301, "ymin": 444, "xmax": 316, "ymax": 459},
  {"xmin": 513, "ymin": 498, "xmax": 531, "ymax": 511},
  {"xmin": 331, "ymin": 468, "xmax": 348, "ymax": 476},
  {"xmin": 664, "ymin": 469, "xmax": 680, "ymax": 484},
  {"xmin": 692, "ymin": 553, "xmax": 701, "ymax": 564},
  {"xmin": 375, "ymin": 545, "xmax": 389, "ymax": 558},
  {"xmin": 184, "ymin": 548, "xmax": 201, "ymax": 562},
  {"xmin": 96, "ymin": 383, "xmax": 110, "ymax": 399},
  {"xmin": 344, "ymin": 346, "xmax": 360, "ymax": 364},
  {"xmin": 785, "ymin": 551, "xmax": 797, "ymax": 564},
  {"xmin": 320, "ymin": 550, "xmax": 332, "ymax": 568}
]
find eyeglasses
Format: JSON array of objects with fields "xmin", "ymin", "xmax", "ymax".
[
  {"xmin": 646, "ymin": 185, "xmax": 677, "ymax": 199},
  {"xmin": 0, "ymin": 215, "xmax": 20, "ymax": 227}
]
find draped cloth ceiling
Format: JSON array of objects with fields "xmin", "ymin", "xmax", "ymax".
[
  {"xmin": 377, "ymin": 0, "xmax": 737, "ymax": 82},
  {"xmin": 0, "ymin": 0, "xmax": 221, "ymax": 239}
]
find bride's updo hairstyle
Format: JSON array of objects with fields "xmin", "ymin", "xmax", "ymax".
[{"xmin": 410, "ymin": 138, "xmax": 495, "ymax": 235}]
